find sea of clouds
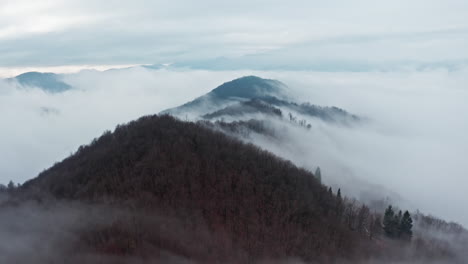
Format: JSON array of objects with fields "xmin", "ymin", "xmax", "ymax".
[{"xmin": 1, "ymin": 67, "xmax": 467, "ymax": 227}]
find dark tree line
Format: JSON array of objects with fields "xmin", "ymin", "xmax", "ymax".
[{"xmin": 383, "ymin": 205, "xmax": 413, "ymax": 240}]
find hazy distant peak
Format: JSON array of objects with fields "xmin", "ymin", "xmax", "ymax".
[
  {"xmin": 161, "ymin": 76, "xmax": 359, "ymax": 125},
  {"xmin": 12, "ymin": 72, "xmax": 72, "ymax": 93},
  {"xmin": 209, "ymin": 76, "xmax": 286, "ymax": 100},
  {"xmin": 161, "ymin": 76, "xmax": 288, "ymax": 117}
]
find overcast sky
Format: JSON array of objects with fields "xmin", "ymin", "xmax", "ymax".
[{"xmin": 1, "ymin": 0, "xmax": 468, "ymax": 72}]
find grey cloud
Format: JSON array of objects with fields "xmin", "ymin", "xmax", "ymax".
[{"xmin": 2, "ymin": 0, "xmax": 468, "ymax": 69}]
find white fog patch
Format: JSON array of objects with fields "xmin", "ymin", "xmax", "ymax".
[{"xmin": 250, "ymin": 69, "xmax": 468, "ymax": 227}]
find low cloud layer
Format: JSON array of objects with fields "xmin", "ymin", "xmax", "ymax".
[
  {"xmin": 1, "ymin": 67, "xmax": 467, "ymax": 228},
  {"xmin": 270, "ymin": 70, "xmax": 468, "ymax": 225}
]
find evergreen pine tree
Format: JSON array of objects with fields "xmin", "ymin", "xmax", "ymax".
[
  {"xmin": 383, "ymin": 205, "xmax": 398, "ymax": 238},
  {"xmin": 399, "ymin": 211, "xmax": 413, "ymax": 240}
]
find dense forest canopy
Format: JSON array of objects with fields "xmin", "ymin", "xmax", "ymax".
[{"xmin": 0, "ymin": 115, "xmax": 465, "ymax": 263}]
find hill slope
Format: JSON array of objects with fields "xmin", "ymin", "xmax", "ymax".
[
  {"xmin": 3, "ymin": 115, "xmax": 465, "ymax": 263},
  {"xmin": 14, "ymin": 115, "xmax": 373, "ymax": 263}
]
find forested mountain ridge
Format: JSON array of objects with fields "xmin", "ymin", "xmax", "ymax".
[
  {"xmin": 162, "ymin": 76, "xmax": 358, "ymax": 124},
  {"xmin": 7, "ymin": 115, "xmax": 369, "ymax": 263},
  {"xmin": 1, "ymin": 114, "xmax": 463, "ymax": 263}
]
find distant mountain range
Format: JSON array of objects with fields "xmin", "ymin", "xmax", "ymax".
[{"xmin": 7, "ymin": 72, "xmax": 72, "ymax": 93}]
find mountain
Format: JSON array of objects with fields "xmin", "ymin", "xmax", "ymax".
[
  {"xmin": 8, "ymin": 115, "xmax": 371, "ymax": 263},
  {"xmin": 9, "ymin": 72, "xmax": 72, "ymax": 93},
  {"xmin": 162, "ymin": 76, "xmax": 359, "ymax": 124},
  {"xmin": 162, "ymin": 76, "xmax": 286, "ymax": 118},
  {"xmin": 2, "ymin": 115, "xmax": 464, "ymax": 263},
  {"xmin": 208, "ymin": 76, "xmax": 285, "ymax": 99},
  {"xmin": 163, "ymin": 76, "xmax": 362, "ymax": 199}
]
